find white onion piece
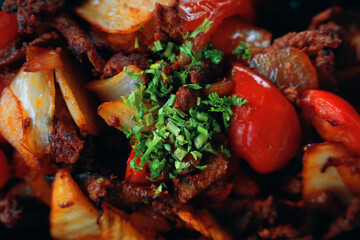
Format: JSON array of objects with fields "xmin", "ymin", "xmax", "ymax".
[
  {"xmin": 87, "ymin": 65, "xmax": 145, "ymax": 102},
  {"xmin": 10, "ymin": 68, "xmax": 55, "ymax": 159},
  {"xmin": 0, "ymin": 87, "xmax": 39, "ymax": 168},
  {"xmin": 302, "ymin": 142, "xmax": 353, "ymax": 205},
  {"xmin": 76, "ymin": 0, "xmax": 176, "ymax": 34},
  {"xmin": 55, "ymin": 52, "xmax": 101, "ymax": 135},
  {"xmin": 98, "ymin": 101, "xmax": 153, "ymax": 132}
]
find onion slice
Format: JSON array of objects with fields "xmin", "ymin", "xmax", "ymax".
[
  {"xmin": 50, "ymin": 168, "xmax": 101, "ymax": 239},
  {"xmin": 10, "ymin": 68, "xmax": 55, "ymax": 159},
  {"xmin": 0, "ymin": 87, "xmax": 38, "ymax": 167},
  {"xmin": 76, "ymin": 0, "xmax": 176, "ymax": 34},
  {"xmin": 86, "ymin": 65, "xmax": 145, "ymax": 102},
  {"xmin": 55, "ymin": 52, "xmax": 102, "ymax": 135},
  {"xmin": 98, "ymin": 101, "xmax": 153, "ymax": 132},
  {"xmin": 302, "ymin": 142, "xmax": 354, "ymax": 205},
  {"xmin": 23, "ymin": 46, "xmax": 63, "ymax": 72}
]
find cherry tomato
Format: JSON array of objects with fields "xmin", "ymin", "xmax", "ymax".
[
  {"xmin": 0, "ymin": 11, "xmax": 18, "ymax": 49},
  {"xmin": 300, "ymin": 90, "xmax": 360, "ymax": 156},
  {"xmin": 0, "ymin": 149, "xmax": 11, "ymax": 189},
  {"xmin": 178, "ymin": 0, "xmax": 255, "ymax": 50},
  {"xmin": 211, "ymin": 15, "xmax": 272, "ymax": 55},
  {"xmin": 229, "ymin": 63, "xmax": 302, "ymax": 174}
]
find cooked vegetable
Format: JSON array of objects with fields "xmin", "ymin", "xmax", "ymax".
[
  {"xmin": 23, "ymin": 46, "xmax": 63, "ymax": 72},
  {"xmin": 99, "ymin": 202, "xmax": 164, "ymax": 240},
  {"xmin": 229, "ymin": 63, "xmax": 302, "ymax": 173},
  {"xmin": 302, "ymin": 142, "xmax": 355, "ymax": 204},
  {"xmin": 11, "ymin": 68, "xmax": 55, "ymax": 159},
  {"xmin": 55, "ymin": 51, "xmax": 101, "ymax": 135},
  {"xmin": 251, "ymin": 47, "xmax": 318, "ymax": 93},
  {"xmin": 50, "ymin": 168, "xmax": 101, "ymax": 239},
  {"xmin": 86, "ymin": 65, "xmax": 145, "ymax": 102},
  {"xmin": 179, "ymin": 0, "xmax": 255, "ymax": 50},
  {"xmin": 0, "ymin": 87, "xmax": 37, "ymax": 167},
  {"xmin": 300, "ymin": 90, "xmax": 360, "ymax": 156},
  {"xmin": 76, "ymin": 0, "xmax": 176, "ymax": 34},
  {"xmin": 211, "ymin": 15, "xmax": 272, "ymax": 55},
  {"xmin": 176, "ymin": 206, "xmax": 232, "ymax": 240},
  {"xmin": 98, "ymin": 100, "xmax": 153, "ymax": 132}
]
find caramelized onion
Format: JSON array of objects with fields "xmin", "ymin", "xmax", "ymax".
[
  {"xmin": 251, "ymin": 47, "xmax": 318, "ymax": 93},
  {"xmin": 10, "ymin": 68, "xmax": 55, "ymax": 158},
  {"xmin": 87, "ymin": 65, "xmax": 145, "ymax": 102},
  {"xmin": 98, "ymin": 101, "xmax": 153, "ymax": 132},
  {"xmin": 23, "ymin": 46, "xmax": 63, "ymax": 72},
  {"xmin": 76, "ymin": 0, "xmax": 176, "ymax": 34},
  {"xmin": 302, "ymin": 142, "xmax": 354, "ymax": 205},
  {"xmin": 55, "ymin": 52, "xmax": 102, "ymax": 135}
]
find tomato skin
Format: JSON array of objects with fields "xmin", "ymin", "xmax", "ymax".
[
  {"xmin": 300, "ymin": 90, "xmax": 360, "ymax": 156},
  {"xmin": 178, "ymin": 0, "xmax": 255, "ymax": 50},
  {"xmin": 229, "ymin": 64, "xmax": 302, "ymax": 174},
  {"xmin": 0, "ymin": 11, "xmax": 18, "ymax": 49}
]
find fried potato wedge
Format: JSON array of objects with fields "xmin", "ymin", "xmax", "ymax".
[
  {"xmin": 98, "ymin": 101, "xmax": 153, "ymax": 132},
  {"xmin": 99, "ymin": 202, "xmax": 164, "ymax": 240},
  {"xmin": 302, "ymin": 142, "xmax": 354, "ymax": 204},
  {"xmin": 50, "ymin": 168, "xmax": 101, "ymax": 240},
  {"xmin": 76, "ymin": 0, "xmax": 176, "ymax": 34},
  {"xmin": 86, "ymin": 65, "xmax": 145, "ymax": 102},
  {"xmin": 176, "ymin": 206, "xmax": 233, "ymax": 240},
  {"xmin": 55, "ymin": 52, "xmax": 102, "ymax": 135}
]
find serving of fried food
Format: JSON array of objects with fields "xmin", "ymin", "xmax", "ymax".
[{"xmin": 0, "ymin": 0, "xmax": 360, "ymax": 239}]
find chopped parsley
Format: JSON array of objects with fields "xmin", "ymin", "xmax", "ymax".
[
  {"xmin": 233, "ymin": 41, "xmax": 251, "ymax": 60},
  {"xmin": 119, "ymin": 17, "xmax": 247, "ymax": 191},
  {"xmin": 134, "ymin": 37, "xmax": 139, "ymax": 49},
  {"xmin": 184, "ymin": 17, "xmax": 213, "ymax": 39}
]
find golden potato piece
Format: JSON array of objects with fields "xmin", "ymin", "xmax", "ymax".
[
  {"xmin": 302, "ymin": 142, "xmax": 353, "ymax": 204},
  {"xmin": 176, "ymin": 206, "xmax": 233, "ymax": 240},
  {"xmin": 99, "ymin": 202, "xmax": 164, "ymax": 240},
  {"xmin": 50, "ymin": 168, "xmax": 101, "ymax": 240},
  {"xmin": 86, "ymin": 65, "xmax": 145, "ymax": 102},
  {"xmin": 76, "ymin": 0, "xmax": 176, "ymax": 34},
  {"xmin": 55, "ymin": 52, "xmax": 102, "ymax": 136}
]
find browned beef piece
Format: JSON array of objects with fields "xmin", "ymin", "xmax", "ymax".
[
  {"xmin": 173, "ymin": 86, "xmax": 201, "ymax": 112},
  {"xmin": 258, "ymin": 225, "xmax": 299, "ymax": 239},
  {"xmin": 153, "ymin": 3, "xmax": 183, "ymax": 43},
  {"xmin": 52, "ymin": 14, "xmax": 105, "ymax": 76},
  {"xmin": 87, "ymin": 178, "xmax": 112, "ymax": 202},
  {"xmin": 49, "ymin": 118, "xmax": 84, "ymax": 164},
  {"xmin": 102, "ymin": 52, "xmax": 150, "ymax": 78},
  {"xmin": 3, "ymin": 0, "xmax": 65, "ymax": 34},
  {"xmin": 250, "ymin": 196, "xmax": 277, "ymax": 225},
  {"xmin": 268, "ymin": 23, "xmax": 342, "ymax": 57},
  {"xmin": 173, "ymin": 152, "xmax": 228, "ymax": 203},
  {"xmin": 188, "ymin": 60, "xmax": 214, "ymax": 86},
  {"xmin": 106, "ymin": 182, "xmax": 169, "ymax": 208},
  {"xmin": 324, "ymin": 198, "xmax": 360, "ymax": 239},
  {"xmin": 0, "ymin": 196, "xmax": 49, "ymax": 231}
]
